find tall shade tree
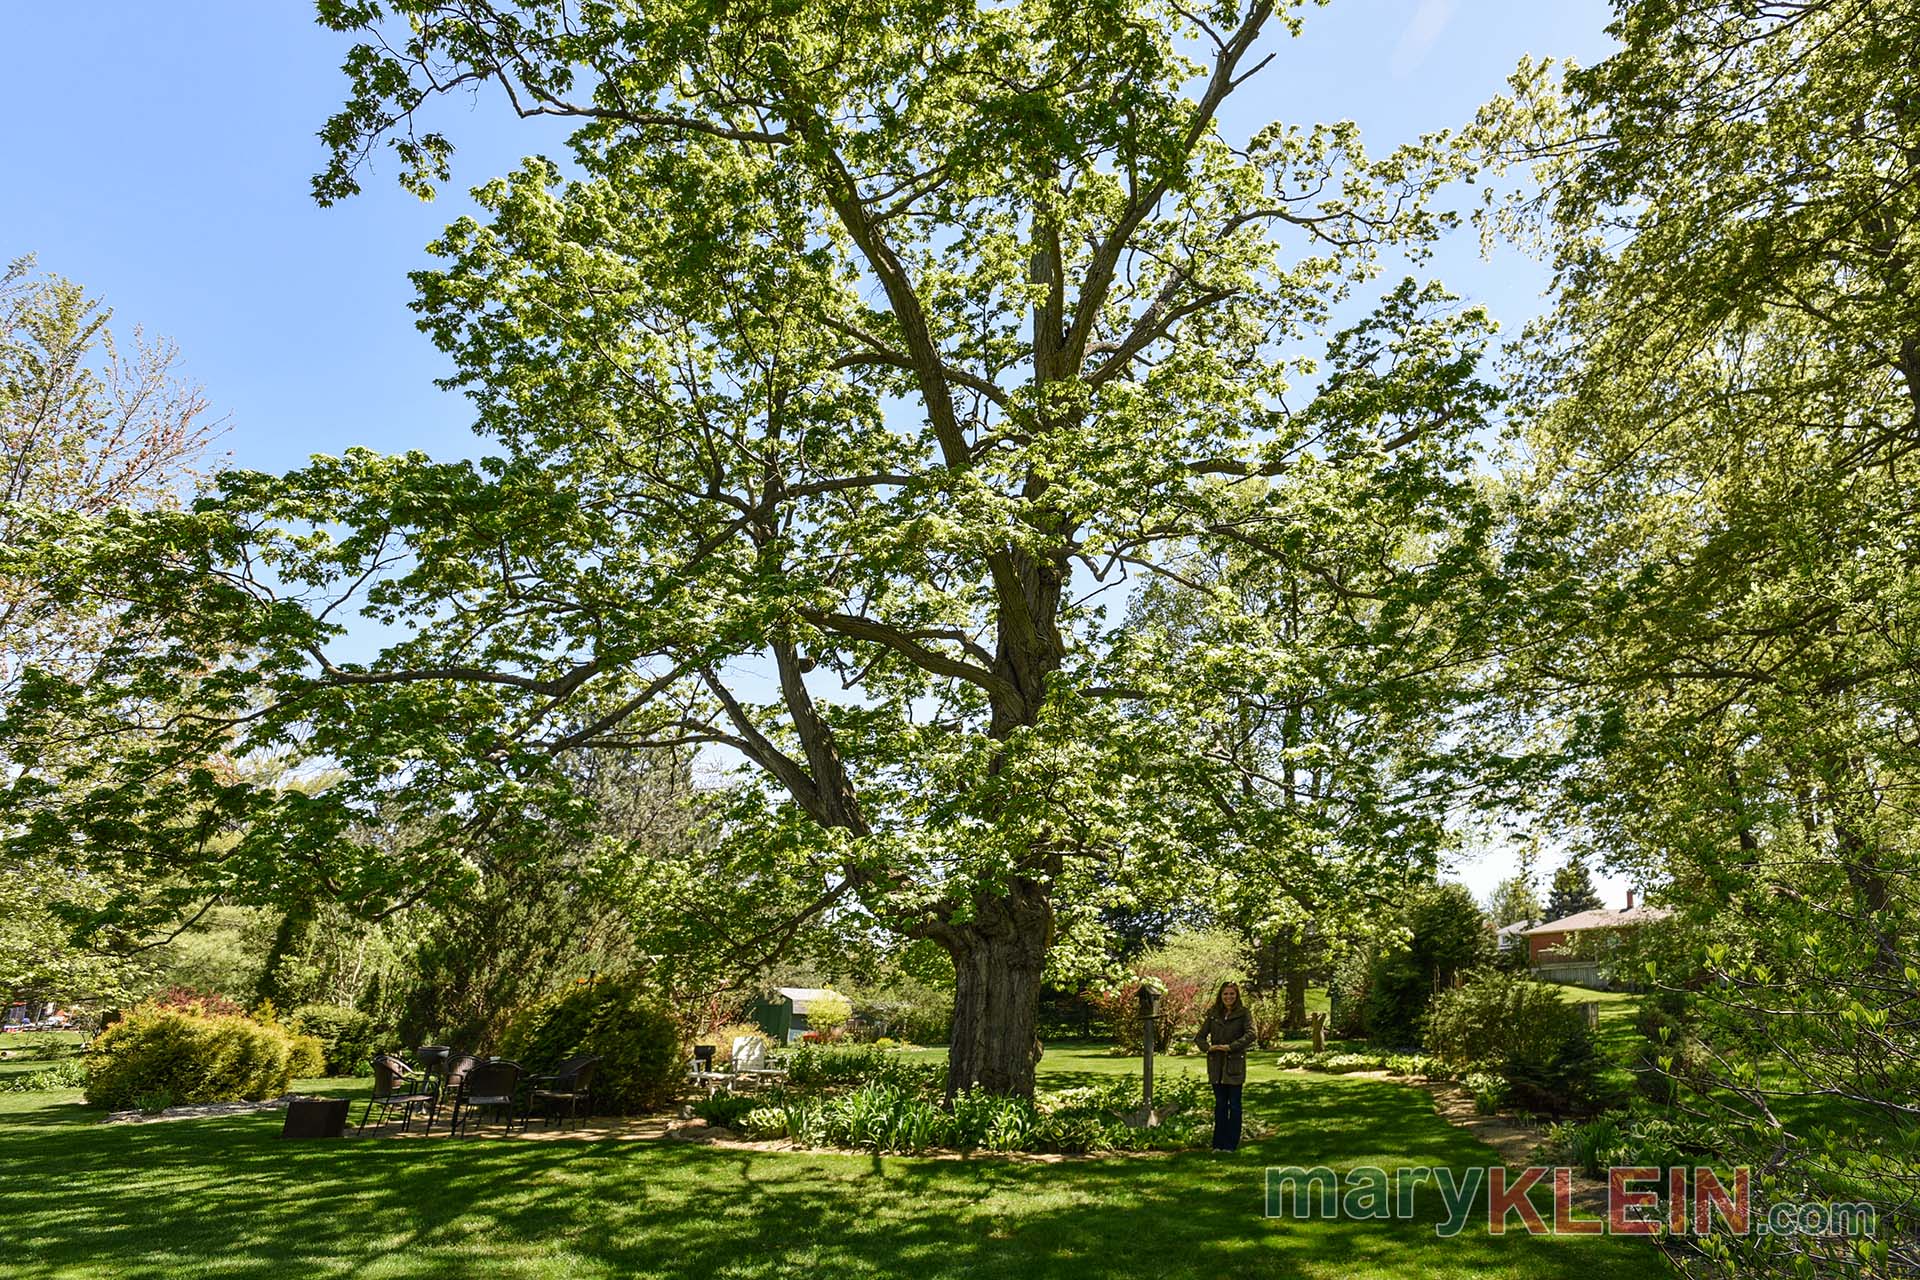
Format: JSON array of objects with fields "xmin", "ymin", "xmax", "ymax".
[
  {"xmin": 1482, "ymin": 876, "xmax": 1539, "ymax": 929},
  {"xmin": 0, "ymin": 256, "xmax": 221, "ymax": 693},
  {"xmin": 0, "ymin": 258, "xmax": 223, "ymax": 1011},
  {"xmin": 1, "ymin": 0, "xmax": 1495, "ymax": 1098},
  {"xmin": 1478, "ymin": 1, "xmax": 1920, "ymax": 1271},
  {"xmin": 1114, "ymin": 430, "xmax": 1501, "ymax": 974}
]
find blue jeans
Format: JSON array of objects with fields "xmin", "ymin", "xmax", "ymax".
[{"xmin": 1211, "ymin": 1083, "xmax": 1243, "ymax": 1150}]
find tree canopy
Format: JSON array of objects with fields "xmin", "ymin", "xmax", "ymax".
[
  {"xmin": 0, "ymin": 0, "xmax": 1501, "ymax": 1096},
  {"xmin": 1476, "ymin": 1, "xmax": 1920, "ymax": 1271}
]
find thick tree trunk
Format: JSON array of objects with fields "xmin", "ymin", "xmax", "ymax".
[
  {"xmin": 938, "ymin": 877, "xmax": 1054, "ymax": 1099},
  {"xmin": 1284, "ymin": 967, "xmax": 1307, "ymax": 1031}
]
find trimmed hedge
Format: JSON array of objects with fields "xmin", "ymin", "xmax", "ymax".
[
  {"xmin": 783, "ymin": 1043, "xmax": 944, "ymax": 1093},
  {"xmin": 84, "ymin": 1008, "xmax": 300, "ymax": 1110},
  {"xmin": 288, "ymin": 1033, "xmax": 327, "ymax": 1078}
]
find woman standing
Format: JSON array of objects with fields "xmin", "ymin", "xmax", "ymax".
[{"xmin": 1194, "ymin": 981, "xmax": 1256, "ymax": 1152}]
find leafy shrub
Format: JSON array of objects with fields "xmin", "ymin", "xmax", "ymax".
[
  {"xmin": 1501, "ymin": 1005, "xmax": 1613, "ymax": 1116},
  {"xmin": 498, "ymin": 972, "xmax": 680, "ymax": 1113},
  {"xmin": 784, "ymin": 1042, "xmax": 884, "ymax": 1087},
  {"xmin": 1, "ymin": 1058, "xmax": 87, "ymax": 1091},
  {"xmin": 1464, "ymin": 1070, "xmax": 1509, "ymax": 1114},
  {"xmin": 1423, "ymin": 973, "xmax": 1572, "ymax": 1069},
  {"xmin": 1328, "ymin": 951, "xmax": 1370, "ymax": 1037},
  {"xmin": 84, "ymin": 1007, "xmax": 299, "ymax": 1110},
  {"xmin": 288, "ymin": 1034, "xmax": 327, "ymax": 1079},
  {"xmin": 1245, "ymin": 993, "xmax": 1289, "ymax": 1048},
  {"xmin": 288, "ymin": 1004, "xmax": 380, "ymax": 1077},
  {"xmin": 1538, "ymin": 1110, "xmax": 1714, "ymax": 1178},
  {"xmin": 783, "ymin": 1043, "xmax": 944, "ymax": 1094},
  {"xmin": 149, "ymin": 986, "xmax": 245, "ymax": 1018},
  {"xmin": 747, "ymin": 1070, "xmax": 1216, "ymax": 1155},
  {"xmin": 1421, "ymin": 973, "xmax": 1617, "ymax": 1114},
  {"xmin": 804, "ymin": 991, "xmax": 853, "ymax": 1040},
  {"xmin": 692, "ymin": 1092, "xmax": 762, "ymax": 1128}
]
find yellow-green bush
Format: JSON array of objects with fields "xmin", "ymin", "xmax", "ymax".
[
  {"xmin": 288, "ymin": 1033, "xmax": 327, "ymax": 1079},
  {"xmin": 84, "ymin": 1007, "xmax": 299, "ymax": 1110}
]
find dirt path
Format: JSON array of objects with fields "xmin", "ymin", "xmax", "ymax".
[{"xmin": 1417, "ymin": 1079, "xmax": 1610, "ymax": 1211}]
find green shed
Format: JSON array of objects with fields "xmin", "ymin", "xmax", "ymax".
[{"xmin": 749, "ymin": 987, "xmax": 839, "ymax": 1044}]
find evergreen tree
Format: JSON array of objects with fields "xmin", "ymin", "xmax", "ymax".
[{"xmin": 1542, "ymin": 857, "xmax": 1603, "ymax": 923}]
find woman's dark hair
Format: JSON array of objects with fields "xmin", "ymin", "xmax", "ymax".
[{"xmin": 1205, "ymin": 981, "xmax": 1243, "ymax": 1022}]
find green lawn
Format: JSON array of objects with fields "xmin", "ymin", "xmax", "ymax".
[{"xmin": 0, "ymin": 1044, "xmax": 1672, "ymax": 1279}]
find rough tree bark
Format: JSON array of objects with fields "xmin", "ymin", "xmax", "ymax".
[
  {"xmin": 1284, "ymin": 966, "xmax": 1308, "ymax": 1031},
  {"xmin": 931, "ymin": 876, "xmax": 1056, "ymax": 1100}
]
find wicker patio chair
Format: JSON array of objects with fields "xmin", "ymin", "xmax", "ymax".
[
  {"xmin": 528, "ymin": 1056, "xmax": 599, "ymax": 1129},
  {"xmin": 357, "ymin": 1054, "xmax": 435, "ymax": 1135},
  {"xmin": 454, "ymin": 1058, "xmax": 526, "ymax": 1137},
  {"xmin": 425, "ymin": 1052, "xmax": 482, "ymax": 1135}
]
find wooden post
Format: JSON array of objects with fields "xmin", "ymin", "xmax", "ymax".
[
  {"xmin": 1142, "ymin": 1020, "xmax": 1155, "ymax": 1113},
  {"xmin": 1308, "ymin": 1011, "xmax": 1327, "ymax": 1053},
  {"xmin": 1134, "ymin": 985, "xmax": 1163, "ymax": 1126}
]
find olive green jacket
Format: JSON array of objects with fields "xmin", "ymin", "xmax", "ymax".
[{"xmin": 1194, "ymin": 1006, "xmax": 1257, "ymax": 1086}]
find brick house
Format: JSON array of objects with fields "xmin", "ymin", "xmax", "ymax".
[{"xmin": 1525, "ymin": 891, "xmax": 1672, "ymax": 986}]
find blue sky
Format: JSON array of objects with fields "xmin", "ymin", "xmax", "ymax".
[{"xmin": 2, "ymin": 1, "xmax": 1628, "ymax": 910}]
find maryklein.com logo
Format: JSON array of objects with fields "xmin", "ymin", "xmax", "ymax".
[{"xmin": 1263, "ymin": 1165, "xmax": 1877, "ymax": 1239}]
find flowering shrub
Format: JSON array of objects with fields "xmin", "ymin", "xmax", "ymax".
[
  {"xmin": 147, "ymin": 987, "xmax": 245, "ymax": 1018},
  {"xmin": 1088, "ymin": 969, "xmax": 1203, "ymax": 1052}
]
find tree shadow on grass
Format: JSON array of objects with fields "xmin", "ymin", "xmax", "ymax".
[{"xmin": 0, "ymin": 1078, "xmax": 1669, "ymax": 1280}]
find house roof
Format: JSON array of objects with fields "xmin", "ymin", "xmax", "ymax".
[
  {"xmin": 1495, "ymin": 919, "xmax": 1536, "ymax": 938},
  {"xmin": 773, "ymin": 986, "xmax": 840, "ymax": 1013},
  {"xmin": 1524, "ymin": 904, "xmax": 1672, "ymax": 935}
]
